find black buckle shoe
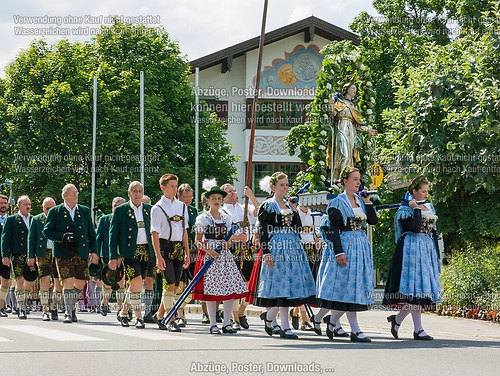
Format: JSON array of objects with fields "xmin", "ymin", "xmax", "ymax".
[
  {"xmin": 210, "ymin": 325, "xmax": 221, "ymax": 335},
  {"xmin": 387, "ymin": 315, "xmax": 400, "ymax": 339},
  {"xmin": 50, "ymin": 309, "xmax": 58, "ymax": 321},
  {"xmin": 272, "ymin": 325, "xmax": 282, "ymax": 335},
  {"xmin": 63, "ymin": 314, "xmax": 73, "ymax": 324},
  {"xmin": 280, "ymin": 329, "xmax": 299, "ymax": 339},
  {"xmin": 71, "ymin": 310, "xmax": 77, "ymax": 323},
  {"xmin": 18, "ymin": 310, "xmax": 27, "ymax": 320},
  {"xmin": 153, "ymin": 314, "xmax": 168, "ymax": 330},
  {"xmin": 311, "ymin": 314, "xmax": 322, "ymax": 336},
  {"xmin": 119, "ymin": 316, "xmax": 130, "ymax": 327},
  {"xmin": 222, "ymin": 324, "xmax": 237, "ymax": 334},
  {"xmin": 168, "ymin": 321, "xmax": 181, "ymax": 332},
  {"xmin": 135, "ymin": 318, "xmax": 145, "ymax": 329},
  {"xmin": 238, "ymin": 315, "xmax": 249, "ymax": 329},
  {"xmin": 143, "ymin": 312, "xmax": 156, "ymax": 324},
  {"xmin": 42, "ymin": 312, "xmax": 51, "ymax": 321},
  {"xmin": 0, "ymin": 308, "xmax": 8, "ymax": 317},
  {"xmin": 413, "ymin": 330, "xmax": 433, "ymax": 340},
  {"xmin": 350, "ymin": 332, "xmax": 372, "ymax": 342},
  {"xmin": 100, "ymin": 304, "xmax": 108, "ymax": 317},
  {"xmin": 260, "ymin": 311, "xmax": 275, "ymax": 336},
  {"xmin": 334, "ymin": 326, "xmax": 349, "ymax": 337}
]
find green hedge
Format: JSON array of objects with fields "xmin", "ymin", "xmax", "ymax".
[{"xmin": 439, "ymin": 243, "xmax": 500, "ymax": 320}]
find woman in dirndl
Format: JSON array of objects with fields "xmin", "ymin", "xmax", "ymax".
[
  {"xmin": 254, "ymin": 172, "xmax": 316, "ymax": 339},
  {"xmin": 192, "ymin": 183, "xmax": 248, "ymax": 335},
  {"xmin": 383, "ymin": 175, "xmax": 441, "ymax": 340},
  {"xmin": 314, "ymin": 166, "xmax": 377, "ymax": 342}
]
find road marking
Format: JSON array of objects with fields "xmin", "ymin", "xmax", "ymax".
[
  {"xmin": 73, "ymin": 324, "xmax": 196, "ymax": 340},
  {"xmin": 0, "ymin": 336, "xmax": 12, "ymax": 342},
  {"xmin": 0, "ymin": 325, "xmax": 104, "ymax": 342}
]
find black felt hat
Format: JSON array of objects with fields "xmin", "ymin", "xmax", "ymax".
[
  {"xmin": 22, "ymin": 263, "xmax": 39, "ymax": 282},
  {"xmin": 88, "ymin": 262, "xmax": 102, "ymax": 277},
  {"xmin": 101, "ymin": 264, "xmax": 124, "ymax": 287}
]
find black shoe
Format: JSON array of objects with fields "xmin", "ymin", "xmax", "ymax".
[
  {"xmin": 272, "ymin": 325, "xmax": 282, "ymax": 335},
  {"xmin": 63, "ymin": 314, "xmax": 73, "ymax": 324},
  {"xmin": 232, "ymin": 321, "xmax": 241, "ymax": 331},
  {"xmin": 326, "ymin": 321, "xmax": 334, "ymax": 340},
  {"xmin": 413, "ymin": 330, "xmax": 433, "ymax": 340},
  {"xmin": 310, "ymin": 314, "xmax": 322, "ymax": 336},
  {"xmin": 128, "ymin": 310, "xmax": 133, "ymax": 320},
  {"xmin": 42, "ymin": 312, "xmax": 51, "ymax": 321},
  {"xmin": 5, "ymin": 306, "xmax": 12, "ymax": 313},
  {"xmin": 350, "ymin": 332, "xmax": 372, "ymax": 342},
  {"xmin": 201, "ymin": 313, "xmax": 210, "ymax": 324},
  {"xmin": 238, "ymin": 315, "xmax": 249, "ymax": 329},
  {"xmin": 0, "ymin": 308, "xmax": 7, "ymax": 317},
  {"xmin": 50, "ymin": 309, "xmax": 58, "ymax": 321},
  {"xmin": 177, "ymin": 316, "xmax": 187, "ymax": 328},
  {"xmin": 120, "ymin": 317, "xmax": 130, "ymax": 327},
  {"xmin": 261, "ymin": 311, "xmax": 275, "ymax": 336},
  {"xmin": 334, "ymin": 327, "xmax": 349, "ymax": 337},
  {"xmin": 216, "ymin": 310, "xmax": 222, "ymax": 323},
  {"xmin": 387, "ymin": 315, "xmax": 400, "ymax": 339},
  {"xmin": 280, "ymin": 329, "xmax": 299, "ymax": 339},
  {"xmin": 135, "ymin": 318, "xmax": 145, "ymax": 329},
  {"xmin": 223, "ymin": 324, "xmax": 237, "ymax": 334},
  {"xmin": 290, "ymin": 308, "xmax": 299, "ymax": 330},
  {"xmin": 301, "ymin": 322, "xmax": 314, "ymax": 331},
  {"xmin": 18, "ymin": 310, "xmax": 27, "ymax": 320},
  {"xmin": 210, "ymin": 325, "xmax": 221, "ymax": 335},
  {"xmin": 144, "ymin": 312, "xmax": 156, "ymax": 324},
  {"xmin": 168, "ymin": 321, "xmax": 182, "ymax": 332},
  {"xmin": 71, "ymin": 310, "xmax": 77, "ymax": 323},
  {"xmin": 153, "ymin": 315, "xmax": 168, "ymax": 330},
  {"xmin": 100, "ymin": 304, "xmax": 108, "ymax": 317}
]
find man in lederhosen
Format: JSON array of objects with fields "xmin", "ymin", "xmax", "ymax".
[
  {"xmin": 1, "ymin": 195, "xmax": 33, "ymax": 319},
  {"xmin": 28, "ymin": 197, "xmax": 60, "ymax": 321},
  {"xmin": 174, "ymin": 183, "xmax": 198, "ymax": 327},
  {"xmin": 151, "ymin": 174, "xmax": 190, "ymax": 332},
  {"xmin": 95, "ymin": 196, "xmax": 126, "ymax": 316},
  {"xmin": 0, "ymin": 194, "xmax": 11, "ymax": 317},
  {"xmin": 43, "ymin": 184, "xmax": 98, "ymax": 324},
  {"xmin": 109, "ymin": 182, "xmax": 155, "ymax": 329}
]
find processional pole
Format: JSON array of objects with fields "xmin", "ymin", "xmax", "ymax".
[{"xmin": 244, "ymin": 0, "xmax": 268, "ymax": 223}]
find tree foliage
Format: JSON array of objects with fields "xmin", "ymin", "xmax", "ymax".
[{"xmin": 0, "ymin": 22, "xmax": 238, "ymax": 213}]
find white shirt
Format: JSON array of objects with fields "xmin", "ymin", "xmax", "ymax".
[
  {"xmin": 151, "ymin": 196, "xmax": 188, "ymax": 241},
  {"xmin": 298, "ymin": 208, "xmax": 315, "ymax": 243},
  {"xmin": 130, "ymin": 201, "xmax": 148, "ymax": 245},
  {"xmin": 221, "ymin": 202, "xmax": 256, "ymax": 241},
  {"xmin": 20, "ymin": 214, "xmax": 31, "ymax": 230},
  {"xmin": 64, "ymin": 203, "xmax": 78, "ymax": 221}
]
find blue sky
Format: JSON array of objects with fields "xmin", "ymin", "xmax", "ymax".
[{"xmin": 1, "ymin": 0, "xmax": 378, "ymax": 76}]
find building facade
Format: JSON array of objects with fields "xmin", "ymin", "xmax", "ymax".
[{"xmin": 190, "ymin": 16, "xmax": 358, "ymax": 197}]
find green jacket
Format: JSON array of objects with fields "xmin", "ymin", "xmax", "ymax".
[
  {"xmin": 109, "ymin": 201, "xmax": 154, "ymax": 261},
  {"xmin": 96, "ymin": 213, "xmax": 112, "ymax": 259},
  {"xmin": 28, "ymin": 212, "xmax": 49, "ymax": 258},
  {"xmin": 43, "ymin": 203, "xmax": 97, "ymax": 259},
  {"xmin": 1, "ymin": 214, "xmax": 31, "ymax": 257}
]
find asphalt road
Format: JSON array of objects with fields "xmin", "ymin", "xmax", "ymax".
[{"xmin": 0, "ymin": 306, "xmax": 499, "ymax": 376}]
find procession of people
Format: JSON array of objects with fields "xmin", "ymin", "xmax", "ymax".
[{"xmin": 0, "ymin": 167, "xmax": 441, "ymax": 342}]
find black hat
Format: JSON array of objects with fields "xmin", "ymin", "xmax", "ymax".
[
  {"xmin": 88, "ymin": 262, "xmax": 102, "ymax": 277},
  {"xmin": 205, "ymin": 186, "xmax": 227, "ymax": 198},
  {"xmin": 101, "ymin": 264, "xmax": 124, "ymax": 287},
  {"xmin": 23, "ymin": 263, "xmax": 39, "ymax": 282}
]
